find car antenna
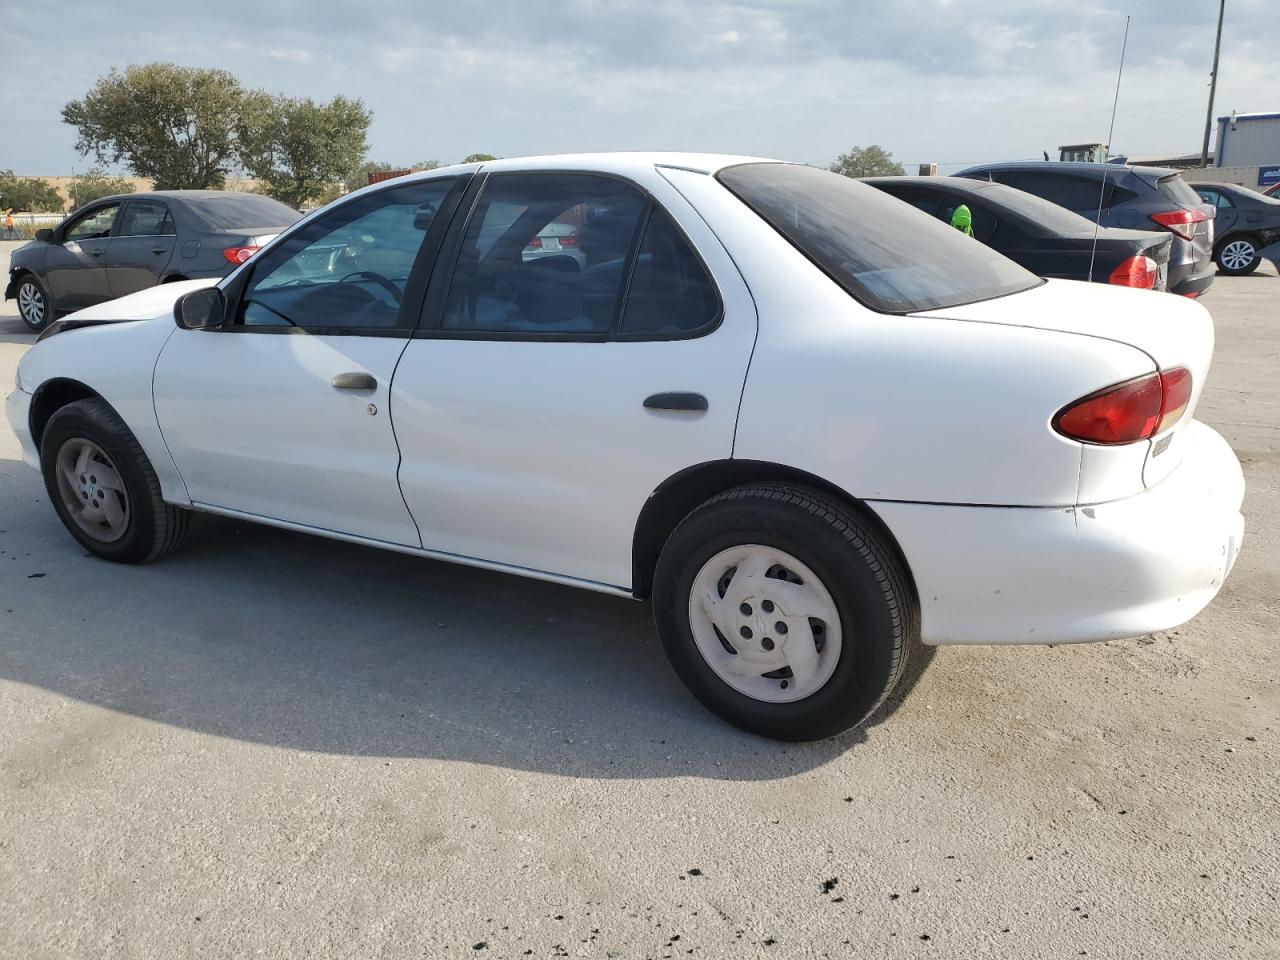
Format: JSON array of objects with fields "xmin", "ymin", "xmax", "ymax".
[{"xmin": 1088, "ymin": 14, "xmax": 1131, "ymax": 283}]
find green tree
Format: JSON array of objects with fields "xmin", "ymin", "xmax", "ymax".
[
  {"xmin": 0, "ymin": 170, "xmax": 64, "ymax": 212},
  {"xmin": 239, "ymin": 93, "xmax": 372, "ymax": 208},
  {"xmin": 461, "ymin": 153, "xmax": 497, "ymax": 163},
  {"xmin": 68, "ymin": 167, "xmax": 135, "ymax": 209},
  {"xmin": 828, "ymin": 145, "xmax": 906, "ymax": 178},
  {"xmin": 63, "ymin": 63, "xmax": 246, "ymax": 189}
]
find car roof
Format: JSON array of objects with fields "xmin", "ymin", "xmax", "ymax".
[
  {"xmin": 82, "ymin": 189, "xmax": 290, "ymax": 205},
  {"xmin": 958, "ymin": 160, "xmax": 1181, "ymax": 178},
  {"xmin": 390, "ymin": 152, "xmax": 783, "ymax": 186}
]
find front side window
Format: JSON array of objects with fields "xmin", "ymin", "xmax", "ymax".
[
  {"xmin": 65, "ymin": 204, "xmax": 119, "ymax": 241},
  {"xmin": 718, "ymin": 163, "xmax": 1038, "ymax": 314},
  {"xmin": 117, "ymin": 201, "xmax": 175, "ymax": 237},
  {"xmin": 239, "ymin": 178, "xmax": 454, "ymax": 331},
  {"xmin": 442, "ymin": 174, "xmax": 646, "ymax": 335}
]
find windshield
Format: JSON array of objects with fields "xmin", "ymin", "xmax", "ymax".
[
  {"xmin": 182, "ymin": 194, "xmax": 302, "ymax": 230},
  {"xmin": 717, "ymin": 163, "xmax": 1040, "ymax": 313}
]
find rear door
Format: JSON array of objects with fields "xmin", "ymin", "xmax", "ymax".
[
  {"xmin": 43, "ymin": 202, "xmax": 120, "ymax": 309},
  {"xmin": 106, "ymin": 198, "xmax": 177, "ymax": 296},
  {"xmin": 392, "ymin": 170, "xmax": 757, "ymax": 589}
]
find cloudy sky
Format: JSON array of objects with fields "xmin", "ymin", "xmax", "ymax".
[{"xmin": 1, "ymin": 0, "xmax": 1276, "ymax": 175}]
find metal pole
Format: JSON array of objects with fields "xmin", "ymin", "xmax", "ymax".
[{"xmin": 1200, "ymin": 0, "xmax": 1226, "ymax": 168}]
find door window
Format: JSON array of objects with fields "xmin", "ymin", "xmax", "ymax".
[
  {"xmin": 64, "ymin": 204, "xmax": 120, "ymax": 241},
  {"xmin": 117, "ymin": 201, "xmax": 176, "ymax": 237},
  {"xmin": 618, "ymin": 210, "xmax": 719, "ymax": 336},
  {"xmin": 441, "ymin": 174, "xmax": 646, "ymax": 335},
  {"xmin": 240, "ymin": 178, "xmax": 455, "ymax": 331}
]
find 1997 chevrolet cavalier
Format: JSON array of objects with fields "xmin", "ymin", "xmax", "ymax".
[{"xmin": 6, "ymin": 154, "xmax": 1245, "ymax": 740}]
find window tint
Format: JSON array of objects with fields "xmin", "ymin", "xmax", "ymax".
[
  {"xmin": 968, "ymin": 182, "xmax": 1098, "ymax": 235},
  {"xmin": 1156, "ymin": 175, "xmax": 1202, "ymax": 209},
  {"xmin": 718, "ymin": 163, "xmax": 1038, "ymax": 314},
  {"xmin": 442, "ymin": 174, "xmax": 645, "ymax": 335},
  {"xmin": 184, "ymin": 194, "xmax": 302, "ymax": 230},
  {"xmin": 65, "ymin": 204, "xmax": 119, "ymax": 241},
  {"xmin": 619, "ymin": 210, "xmax": 719, "ymax": 335},
  {"xmin": 117, "ymin": 201, "xmax": 175, "ymax": 237},
  {"xmin": 1009, "ymin": 172, "xmax": 1105, "ymax": 211},
  {"xmin": 240, "ymin": 178, "xmax": 453, "ymax": 331}
]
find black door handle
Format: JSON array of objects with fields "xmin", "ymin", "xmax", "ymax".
[
  {"xmin": 644, "ymin": 392, "xmax": 708, "ymax": 412},
  {"xmin": 332, "ymin": 372, "xmax": 377, "ymax": 390}
]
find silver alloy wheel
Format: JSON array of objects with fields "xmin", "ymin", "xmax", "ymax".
[
  {"xmin": 53, "ymin": 438, "xmax": 130, "ymax": 543},
  {"xmin": 687, "ymin": 544, "xmax": 843, "ymax": 703},
  {"xmin": 17, "ymin": 280, "xmax": 45, "ymax": 327},
  {"xmin": 1221, "ymin": 239, "xmax": 1256, "ymax": 271}
]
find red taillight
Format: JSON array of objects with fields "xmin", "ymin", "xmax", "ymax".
[
  {"xmin": 1149, "ymin": 208, "xmax": 1206, "ymax": 241},
  {"xmin": 560, "ymin": 234, "xmax": 578, "ymax": 247},
  {"xmin": 1054, "ymin": 367, "xmax": 1193, "ymax": 445},
  {"xmin": 223, "ymin": 245, "xmax": 260, "ymax": 264},
  {"xmin": 526, "ymin": 237, "xmax": 542, "ymax": 249},
  {"xmin": 1108, "ymin": 255, "xmax": 1158, "ymax": 289}
]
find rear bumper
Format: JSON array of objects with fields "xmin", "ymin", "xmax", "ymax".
[
  {"xmin": 1168, "ymin": 263, "xmax": 1215, "ymax": 297},
  {"xmin": 869, "ymin": 421, "xmax": 1245, "ymax": 645}
]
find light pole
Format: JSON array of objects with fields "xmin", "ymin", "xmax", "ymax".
[{"xmin": 1200, "ymin": 0, "xmax": 1226, "ymax": 169}]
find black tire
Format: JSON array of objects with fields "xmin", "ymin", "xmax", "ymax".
[
  {"xmin": 40, "ymin": 398, "xmax": 190, "ymax": 563},
  {"xmin": 15, "ymin": 272, "xmax": 53, "ymax": 331},
  {"xmin": 1215, "ymin": 235, "xmax": 1261, "ymax": 276},
  {"xmin": 653, "ymin": 483, "xmax": 919, "ymax": 741}
]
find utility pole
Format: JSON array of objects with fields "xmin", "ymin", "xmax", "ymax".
[{"xmin": 1200, "ymin": 0, "xmax": 1226, "ymax": 168}]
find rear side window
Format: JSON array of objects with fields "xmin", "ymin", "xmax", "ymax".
[
  {"xmin": 117, "ymin": 200, "xmax": 175, "ymax": 237},
  {"xmin": 1156, "ymin": 175, "xmax": 1203, "ymax": 209},
  {"xmin": 618, "ymin": 210, "xmax": 719, "ymax": 336},
  {"xmin": 184, "ymin": 194, "xmax": 303, "ymax": 230},
  {"xmin": 1009, "ymin": 172, "xmax": 1105, "ymax": 211},
  {"xmin": 718, "ymin": 163, "xmax": 1038, "ymax": 314}
]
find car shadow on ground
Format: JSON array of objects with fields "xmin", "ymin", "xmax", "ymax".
[
  {"xmin": 0, "ymin": 315, "xmax": 36, "ymax": 344},
  {"xmin": 0, "ymin": 487, "xmax": 934, "ymax": 782}
]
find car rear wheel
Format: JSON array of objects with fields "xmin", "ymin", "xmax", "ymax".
[
  {"xmin": 16, "ymin": 274, "xmax": 52, "ymax": 331},
  {"xmin": 1216, "ymin": 237, "xmax": 1261, "ymax": 276},
  {"xmin": 653, "ymin": 483, "xmax": 919, "ymax": 741},
  {"xmin": 40, "ymin": 398, "xmax": 190, "ymax": 563}
]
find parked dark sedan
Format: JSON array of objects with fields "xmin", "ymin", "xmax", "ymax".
[
  {"xmin": 5, "ymin": 190, "xmax": 301, "ymax": 330},
  {"xmin": 865, "ymin": 176, "xmax": 1173, "ymax": 290},
  {"xmin": 1190, "ymin": 181, "xmax": 1280, "ymax": 275},
  {"xmin": 956, "ymin": 162, "xmax": 1215, "ymax": 298}
]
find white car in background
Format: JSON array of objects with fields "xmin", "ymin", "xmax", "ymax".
[{"xmin": 5, "ymin": 153, "xmax": 1245, "ymax": 740}]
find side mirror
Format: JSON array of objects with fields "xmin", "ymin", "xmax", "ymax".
[
  {"xmin": 35, "ymin": 229, "xmax": 52, "ymax": 242},
  {"xmin": 174, "ymin": 286, "xmax": 226, "ymax": 331}
]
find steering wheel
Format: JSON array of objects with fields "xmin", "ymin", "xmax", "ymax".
[{"xmin": 339, "ymin": 270, "xmax": 401, "ymax": 304}]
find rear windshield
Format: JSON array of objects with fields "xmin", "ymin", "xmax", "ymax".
[
  {"xmin": 967, "ymin": 181, "xmax": 1099, "ymax": 235},
  {"xmin": 718, "ymin": 163, "xmax": 1039, "ymax": 313},
  {"xmin": 1155, "ymin": 175, "xmax": 1202, "ymax": 209},
  {"xmin": 182, "ymin": 194, "xmax": 302, "ymax": 230}
]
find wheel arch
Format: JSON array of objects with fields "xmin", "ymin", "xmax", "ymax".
[
  {"xmin": 631, "ymin": 459, "xmax": 916, "ymax": 602},
  {"xmin": 161, "ymin": 273, "xmax": 190, "ymax": 283},
  {"xmin": 28, "ymin": 378, "xmax": 108, "ymax": 452}
]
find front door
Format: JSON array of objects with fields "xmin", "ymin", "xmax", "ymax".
[
  {"xmin": 44, "ymin": 202, "xmax": 120, "ymax": 309},
  {"xmin": 392, "ymin": 171, "xmax": 757, "ymax": 589},
  {"xmin": 107, "ymin": 198, "xmax": 177, "ymax": 296},
  {"xmin": 154, "ymin": 176, "xmax": 463, "ymax": 545}
]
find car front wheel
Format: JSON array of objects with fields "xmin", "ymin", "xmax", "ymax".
[
  {"xmin": 653, "ymin": 483, "xmax": 919, "ymax": 741},
  {"xmin": 16, "ymin": 274, "xmax": 52, "ymax": 331},
  {"xmin": 40, "ymin": 398, "xmax": 190, "ymax": 563},
  {"xmin": 1216, "ymin": 237, "xmax": 1261, "ymax": 276}
]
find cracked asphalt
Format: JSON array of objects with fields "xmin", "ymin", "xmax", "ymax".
[{"xmin": 1, "ymin": 241, "xmax": 1277, "ymax": 958}]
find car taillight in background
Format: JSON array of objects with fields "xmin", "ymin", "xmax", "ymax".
[
  {"xmin": 559, "ymin": 234, "xmax": 578, "ymax": 247},
  {"xmin": 1149, "ymin": 209, "xmax": 1207, "ymax": 241},
  {"xmin": 223, "ymin": 245, "xmax": 261, "ymax": 264},
  {"xmin": 526, "ymin": 237, "xmax": 542, "ymax": 249},
  {"xmin": 1108, "ymin": 255, "xmax": 1159, "ymax": 289},
  {"xmin": 1053, "ymin": 368, "xmax": 1193, "ymax": 445}
]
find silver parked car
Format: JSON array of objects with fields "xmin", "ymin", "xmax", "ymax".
[{"xmin": 5, "ymin": 191, "xmax": 301, "ymax": 330}]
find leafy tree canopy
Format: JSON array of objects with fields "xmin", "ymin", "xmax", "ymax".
[
  {"xmin": 828, "ymin": 145, "xmax": 906, "ymax": 178},
  {"xmin": 68, "ymin": 167, "xmax": 135, "ymax": 209},
  {"xmin": 63, "ymin": 63, "xmax": 245, "ymax": 189},
  {"xmin": 461, "ymin": 153, "xmax": 498, "ymax": 163},
  {"xmin": 0, "ymin": 170, "xmax": 64, "ymax": 213},
  {"xmin": 238, "ymin": 93, "xmax": 372, "ymax": 208}
]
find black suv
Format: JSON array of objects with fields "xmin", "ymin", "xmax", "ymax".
[{"xmin": 956, "ymin": 162, "xmax": 1215, "ymax": 298}]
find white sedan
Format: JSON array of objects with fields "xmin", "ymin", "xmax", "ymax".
[{"xmin": 6, "ymin": 153, "xmax": 1245, "ymax": 740}]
